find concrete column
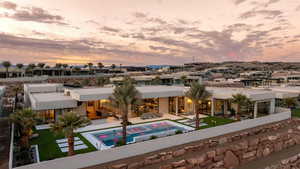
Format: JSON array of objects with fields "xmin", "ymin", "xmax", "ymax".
[
  {"xmin": 224, "ymin": 100, "xmax": 228, "ymax": 115},
  {"xmin": 269, "ymin": 99, "xmax": 276, "ymax": 114},
  {"xmin": 175, "ymin": 97, "xmax": 179, "ymax": 116},
  {"xmin": 211, "ymin": 98, "xmax": 215, "ymax": 116},
  {"xmin": 159, "ymin": 97, "xmax": 169, "ymax": 114},
  {"xmin": 254, "ymin": 101, "xmax": 258, "ymax": 118}
]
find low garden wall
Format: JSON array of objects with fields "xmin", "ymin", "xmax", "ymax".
[{"xmin": 14, "ymin": 111, "xmax": 291, "ymax": 169}]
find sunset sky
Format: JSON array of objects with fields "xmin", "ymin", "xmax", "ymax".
[{"xmin": 0, "ymin": 0, "xmax": 300, "ymax": 65}]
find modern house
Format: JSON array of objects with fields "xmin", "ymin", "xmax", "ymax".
[
  {"xmin": 24, "ymin": 83, "xmax": 298, "ymax": 123},
  {"xmin": 0, "ymin": 86, "xmax": 6, "ymax": 115}
]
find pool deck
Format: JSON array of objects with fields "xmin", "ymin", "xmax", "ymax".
[{"xmin": 36, "ymin": 114, "xmax": 184, "ymax": 132}]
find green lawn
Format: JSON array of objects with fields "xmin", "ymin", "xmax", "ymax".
[
  {"xmin": 174, "ymin": 116, "xmax": 236, "ymax": 129},
  {"xmin": 200, "ymin": 116, "xmax": 236, "ymax": 129},
  {"xmin": 30, "ymin": 130, "xmax": 96, "ymax": 161},
  {"xmin": 292, "ymin": 108, "xmax": 300, "ymax": 118},
  {"xmin": 30, "ymin": 117, "xmax": 234, "ymax": 161}
]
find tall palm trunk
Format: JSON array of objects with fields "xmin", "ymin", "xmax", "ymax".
[
  {"xmin": 21, "ymin": 135, "xmax": 30, "ymax": 149},
  {"xmin": 5, "ymin": 67, "xmax": 9, "ymax": 78},
  {"xmin": 236, "ymin": 104, "xmax": 240, "ymax": 120},
  {"xmin": 194, "ymin": 103, "xmax": 200, "ymax": 130},
  {"xmin": 67, "ymin": 135, "xmax": 75, "ymax": 156},
  {"xmin": 122, "ymin": 107, "xmax": 128, "ymax": 144}
]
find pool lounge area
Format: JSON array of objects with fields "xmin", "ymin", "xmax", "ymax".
[{"xmin": 81, "ymin": 120, "xmax": 194, "ymax": 150}]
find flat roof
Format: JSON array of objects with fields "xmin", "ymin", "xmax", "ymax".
[
  {"xmin": 69, "ymin": 86, "xmax": 277, "ymax": 102},
  {"xmin": 29, "ymin": 92, "xmax": 77, "ymax": 110},
  {"xmin": 69, "ymin": 86, "xmax": 186, "ymax": 101},
  {"xmin": 207, "ymin": 87, "xmax": 276, "ymax": 101},
  {"xmin": 24, "ymin": 83, "xmax": 63, "ymax": 93},
  {"xmin": 270, "ymin": 87, "xmax": 300, "ymax": 94}
]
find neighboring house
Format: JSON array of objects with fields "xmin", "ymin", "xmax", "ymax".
[
  {"xmin": 0, "ymin": 86, "xmax": 6, "ymax": 115},
  {"xmin": 24, "ymin": 83, "xmax": 296, "ymax": 124}
]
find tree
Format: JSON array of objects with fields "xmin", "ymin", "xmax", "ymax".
[
  {"xmin": 185, "ymin": 82, "xmax": 210, "ymax": 129},
  {"xmin": 51, "ymin": 112, "xmax": 90, "ymax": 156},
  {"xmin": 97, "ymin": 62, "xmax": 104, "ymax": 69},
  {"xmin": 37, "ymin": 63, "xmax": 45, "ymax": 75},
  {"xmin": 87, "ymin": 63, "xmax": 93, "ymax": 74},
  {"xmin": 109, "ymin": 79, "xmax": 141, "ymax": 144},
  {"xmin": 283, "ymin": 98, "xmax": 298, "ymax": 108},
  {"xmin": 180, "ymin": 75, "xmax": 187, "ymax": 85},
  {"xmin": 10, "ymin": 109, "xmax": 36, "ymax": 148},
  {"xmin": 37, "ymin": 63, "xmax": 45, "ymax": 69},
  {"xmin": 73, "ymin": 67, "xmax": 81, "ymax": 75},
  {"xmin": 96, "ymin": 77, "xmax": 110, "ymax": 87},
  {"xmin": 62, "ymin": 64, "xmax": 68, "ymax": 76},
  {"xmin": 55, "ymin": 63, "xmax": 62, "ymax": 76},
  {"xmin": 111, "ymin": 64, "xmax": 116, "ymax": 69},
  {"xmin": 27, "ymin": 63, "xmax": 36, "ymax": 76},
  {"xmin": 16, "ymin": 63, "xmax": 24, "ymax": 77},
  {"xmin": 2, "ymin": 61, "xmax": 11, "ymax": 78},
  {"xmin": 231, "ymin": 94, "xmax": 251, "ymax": 120},
  {"xmin": 152, "ymin": 76, "xmax": 162, "ymax": 85}
]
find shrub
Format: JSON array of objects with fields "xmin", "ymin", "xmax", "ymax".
[
  {"xmin": 175, "ymin": 130, "xmax": 183, "ymax": 134},
  {"xmin": 150, "ymin": 135, "xmax": 157, "ymax": 140},
  {"xmin": 115, "ymin": 140, "xmax": 125, "ymax": 147}
]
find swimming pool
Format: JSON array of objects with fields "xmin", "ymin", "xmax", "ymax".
[{"xmin": 81, "ymin": 120, "xmax": 194, "ymax": 150}]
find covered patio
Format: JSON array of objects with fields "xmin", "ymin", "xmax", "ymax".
[{"xmin": 208, "ymin": 87, "xmax": 278, "ymax": 120}]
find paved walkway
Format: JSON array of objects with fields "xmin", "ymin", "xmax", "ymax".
[{"xmin": 76, "ymin": 114, "xmax": 183, "ymax": 133}]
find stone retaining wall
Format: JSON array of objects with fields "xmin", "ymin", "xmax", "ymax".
[
  {"xmin": 108, "ymin": 119, "xmax": 300, "ymax": 169},
  {"xmin": 265, "ymin": 154, "xmax": 300, "ymax": 169}
]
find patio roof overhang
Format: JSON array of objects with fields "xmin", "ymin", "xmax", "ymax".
[
  {"xmin": 207, "ymin": 87, "xmax": 276, "ymax": 101},
  {"xmin": 29, "ymin": 92, "xmax": 77, "ymax": 111},
  {"xmin": 274, "ymin": 91, "xmax": 299, "ymax": 99},
  {"xmin": 68, "ymin": 86, "xmax": 186, "ymax": 101}
]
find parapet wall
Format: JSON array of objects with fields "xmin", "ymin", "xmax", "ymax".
[{"xmin": 107, "ymin": 119, "xmax": 300, "ymax": 169}]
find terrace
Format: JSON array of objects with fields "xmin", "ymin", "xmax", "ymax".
[
  {"xmin": 19, "ymin": 84, "xmax": 297, "ymax": 165},
  {"xmin": 31, "ymin": 115, "xmax": 235, "ymax": 161}
]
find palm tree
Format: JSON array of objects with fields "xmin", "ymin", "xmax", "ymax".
[
  {"xmin": 12, "ymin": 86, "xmax": 21, "ymax": 109},
  {"xmin": 109, "ymin": 79, "xmax": 141, "ymax": 144},
  {"xmin": 283, "ymin": 98, "xmax": 298, "ymax": 108},
  {"xmin": 62, "ymin": 64, "xmax": 69, "ymax": 76},
  {"xmin": 10, "ymin": 109, "xmax": 36, "ymax": 148},
  {"xmin": 16, "ymin": 63, "xmax": 24, "ymax": 77},
  {"xmin": 73, "ymin": 67, "xmax": 81, "ymax": 75},
  {"xmin": 180, "ymin": 75, "xmax": 187, "ymax": 86},
  {"xmin": 96, "ymin": 77, "xmax": 110, "ymax": 87},
  {"xmin": 51, "ymin": 112, "xmax": 90, "ymax": 156},
  {"xmin": 87, "ymin": 63, "xmax": 93, "ymax": 74},
  {"xmin": 111, "ymin": 64, "xmax": 116, "ymax": 70},
  {"xmin": 231, "ymin": 94, "xmax": 251, "ymax": 120},
  {"xmin": 185, "ymin": 82, "xmax": 210, "ymax": 129},
  {"xmin": 55, "ymin": 63, "xmax": 62, "ymax": 76},
  {"xmin": 97, "ymin": 62, "xmax": 104, "ymax": 69},
  {"xmin": 37, "ymin": 63, "xmax": 45, "ymax": 75},
  {"xmin": 2, "ymin": 61, "xmax": 11, "ymax": 78},
  {"xmin": 27, "ymin": 63, "xmax": 36, "ymax": 76},
  {"xmin": 152, "ymin": 76, "xmax": 162, "ymax": 85}
]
